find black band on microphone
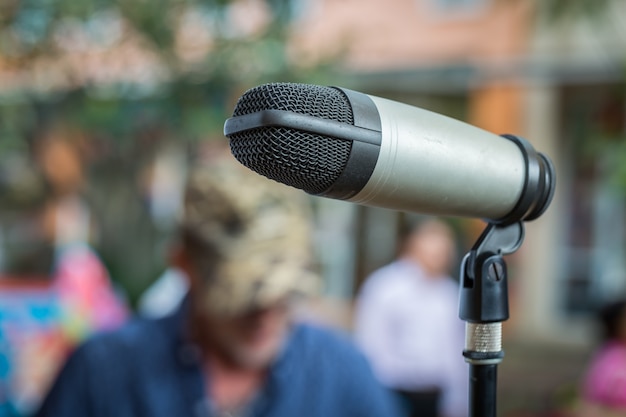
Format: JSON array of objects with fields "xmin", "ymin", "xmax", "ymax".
[
  {"xmin": 496, "ymin": 135, "xmax": 556, "ymax": 224},
  {"xmin": 321, "ymin": 88, "xmax": 382, "ymax": 199}
]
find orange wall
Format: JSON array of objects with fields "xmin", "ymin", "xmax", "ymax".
[
  {"xmin": 291, "ymin": 0, "xmax": 534, "ymax": 71},
  {"xmin": 469, "ymin": 83, "xmax": 525, "ymax": 136}
]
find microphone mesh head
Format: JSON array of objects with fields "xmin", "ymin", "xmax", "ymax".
[{"xmin": 227, "ymin": 83, "xmax": 354, "ymax": 195}]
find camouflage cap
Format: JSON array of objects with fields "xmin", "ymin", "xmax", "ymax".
[{"xmin": 181, "ymin": 155, "xmax": 319, "ymax": 316}]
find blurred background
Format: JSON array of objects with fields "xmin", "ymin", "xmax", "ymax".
[{"xmin": 0, "ymin": 0, "xmax": 625, "ymax": 415}]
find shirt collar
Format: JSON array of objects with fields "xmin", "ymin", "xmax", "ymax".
[{"xmin": 165, "ymin": 292, "xmax": 299, "ymax": 379}]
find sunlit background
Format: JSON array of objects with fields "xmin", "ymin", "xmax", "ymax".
[{"xmin": 0, "ymin": 0, "xmax": 625, "ymax": 416}]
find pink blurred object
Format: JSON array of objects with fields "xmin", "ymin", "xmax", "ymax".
[
  {"xmin": 582, "ymin": 341, "xmax": 626, "ymax": 410},
  {"xmin": 54, "ymin": 244, "xmax": 128, "ymax": 340}
]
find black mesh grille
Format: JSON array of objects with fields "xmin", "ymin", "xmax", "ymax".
[{"xmin": 228, "ymin": 83, "xmax": 354, "ymax": 194}]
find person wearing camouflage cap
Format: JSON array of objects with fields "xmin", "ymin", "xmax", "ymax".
[
  {"xmin": 36, "ymin": 151, "xmax": 403, "ymax": 417},
  {"xmin": 179, "ymin": 157, "xmax": 319, "ymax": 316}
]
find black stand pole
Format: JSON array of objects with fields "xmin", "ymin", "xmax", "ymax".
[
  {"xmin": 459, "ymin": 221, "xmax": 525, "ymax": 417},
  {"xmin": 469, "ymin": 364, "xmax": 498, "ymax": 417}
]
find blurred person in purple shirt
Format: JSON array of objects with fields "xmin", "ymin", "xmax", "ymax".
[
  {"xmin": 36, "ymin": 153, "xmax": 402, "ymax": 417},
  {"xmin": 354, "ymin": 219, "xmax": 468, "ymax": 417}
]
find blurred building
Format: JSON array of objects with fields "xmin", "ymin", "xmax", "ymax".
[
  {"xmin": 1, "ymin": 0, "xmax": 625, "ymax": 414},
  {"xmin": 291, "ymin": 0, "xmax": 626, "ymax": 349},
  {"xmin": 1, "ymin": 0, "xmax": 625, "ymax": 390}
]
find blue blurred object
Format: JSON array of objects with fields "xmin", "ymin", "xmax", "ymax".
[{"xmin": 0, "ymin": 283, "xmax": 67, "ymax": 417}]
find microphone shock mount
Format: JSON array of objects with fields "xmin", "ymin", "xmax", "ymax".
[{"xmin": 459, "ymin": 220, "xmax": 525, "ymax": 417}]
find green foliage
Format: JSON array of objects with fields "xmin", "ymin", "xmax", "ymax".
[
  {"xmin": 0, "ymin": 0, "xmax": 309, "ymax": 83},
  {"xmin": 0, "ymin": 0, "xmax": 336, "ymax": 303},
  {"xmin": 538, "ymin": 0, "xmax": 613, "ymax": 23},
  {"xmin": 0, "ymin": 0, "xmax": 333, "ymax": 135}
]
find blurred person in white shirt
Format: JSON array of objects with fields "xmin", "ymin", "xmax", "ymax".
[{"xmin": 354, "ymin": 218, "xmax": 468, "ymax": 417}]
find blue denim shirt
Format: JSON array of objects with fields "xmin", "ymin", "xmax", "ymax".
[{"xmin": 36, "ymin": 303, "xmax": 402, "ymax": 417}]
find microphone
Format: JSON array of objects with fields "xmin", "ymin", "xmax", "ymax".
[{"xmin": 224, "ymin": 82, "xmax": 555, "ymax": 224}]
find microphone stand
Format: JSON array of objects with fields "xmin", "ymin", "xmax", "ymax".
[{"xmin": 459, "ymin": 221, "xmax": 525, "ymax": 417}]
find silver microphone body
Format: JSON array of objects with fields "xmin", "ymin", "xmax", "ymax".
[
  {"xmin": 224, "ymin": 83, "xmax": 554, "ymax": 223},
  {"xmin": 352, "ymin": 95, "xmax": 525, "ymax": 219}
]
